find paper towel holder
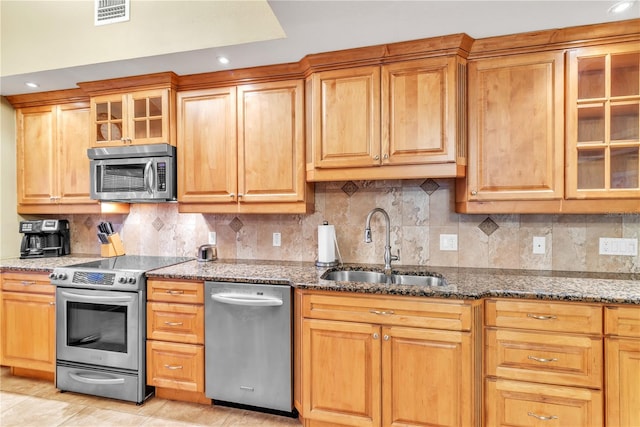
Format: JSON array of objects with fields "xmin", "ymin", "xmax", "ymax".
[{"xmin": 316, "ymin": 221, "xmax": 340, "ymax": 268}]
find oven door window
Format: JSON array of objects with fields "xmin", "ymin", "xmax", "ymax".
[{"xmin": 66, "ymin": 302, "xmax": 127, "ymax": 353}]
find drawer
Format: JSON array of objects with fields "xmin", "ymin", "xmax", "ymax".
[
  {"xmin": 2, "ymin": 272, "xmax": 53, "ymax": 294},
  {"xmin": 485, "ymin": 299, "xmax": 602, "ymax": 334},
  {"xmin": 605, "ymin": 305, "xmax": 640, "ymax": 338},
  {"xmin": 485, "ymin": 378, "xmax": 603, "ymax": 426},
  {"xmin": 486, "ymin": 328, "xmax": 602, "ymax": 388},
  {"xmin": 147, "ymin": 302, "xmax": 204, "ymax": 344},
  {"xmin": 146, "ymin": 340, "xmax": 204, "ymax": 392},
  {"xmin": 147, "ymin": 279, "xmax": 203, "ymax": 304},
  {"xmin": 302, "ymin": 292, "xmax": 474, "ymax": 331}
]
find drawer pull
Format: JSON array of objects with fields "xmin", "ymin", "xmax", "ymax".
[
  {"xmin": 370, "ymin": 310, "xmax": 395, "ymax": 315},
  {"xmin": 20, "ymin": 281, "xmax": 36, "ymax": 286},
  {"xmin": 527, "ymin": 313, "xmax": 557, "ymax": 320},
  {"xmin": 164, "ymin": 364, "xmax": 183, "ymax": 370},
  {"xmin": 528, "ymin": 355, "xmax": 558, "ymax": 363},
  {"xmin": 527, "ymin": 412, "xmax": 558, "ymax": 421},
  {"xmin": 164, "ymin": 321, "xmax": 183, "ymax": 326},
  {"xmin": 166, "ymin": 290, "xmax": 184, "ymax": 295}
]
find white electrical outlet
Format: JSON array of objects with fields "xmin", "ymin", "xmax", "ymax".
[
  {"xmin": 439, "ymin": 234, "xmax": 458, "ymax": 251},
  {"xmin": 273, "ymin": 232, "xmax": 282, "ymax": 247},
  {"xmin": 599, "ymin": 237, "xmax": 638, "ymax": 256},
  {"xmin": 208, "ymin": 231, "xmax": 217, "ymax": 245},
  {"xmin": 532, "ymin": 236, "xmax": 546, "ymax": 254}
]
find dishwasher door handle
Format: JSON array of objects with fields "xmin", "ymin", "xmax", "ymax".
[{"xmin": 210, "ymin": 292, "xmax": 283, "ymax": 307}]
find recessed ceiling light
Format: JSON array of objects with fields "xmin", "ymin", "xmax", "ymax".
[
  {"xmin": 25, "ymin": 82, "xmax": 40, "ymax": 88},
  {"xmin": 217, "ymin": 56, "xmax": 230, "ymax": 65},
  {"xmin": 608, "ymin": 0, "xmax": 635, "ymax": 14}
]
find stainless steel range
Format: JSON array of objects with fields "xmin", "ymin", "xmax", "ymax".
[{"xmin": 50, "ymin": 255, "xmax": 190, "ymax": 404}]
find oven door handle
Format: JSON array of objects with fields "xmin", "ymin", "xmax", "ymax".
[
  {"xmin": 144, "ymin": 160, "xmax": 154, "ymax": 194},
  {"xmin": 210, "ymin": 292, "xmax": 283, "ymax": 307},
  {"xmin": 60, "ymin": 290, "xmax": 134, "ymax": 303},
  {"xmin": 69, "ymin": 372, "xmax": 125, "ymax": 385}
]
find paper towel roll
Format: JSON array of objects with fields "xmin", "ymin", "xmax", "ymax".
[{"xmin": 318, "ymin": 224, "xmax": 336, "ymax": 263}]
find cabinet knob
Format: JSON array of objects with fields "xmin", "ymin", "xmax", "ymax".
[
  {"xmin": 383, "ymin": 154, "xmax": 389, "ymax": 160},
  {"xmin": 238, "ymin": 193, "xmax": 244, "ymax": 197},
  {"xmin": 383, "ymin": 335, "xmax": 390, "ymax": 341},
  {"xmin": 373, "ymin": 333, "xmax": 379, "ymax": 340},
  {"xmin": 373, "ymin": 155, "xmax": 380, "ymax": 161},
  {"xmin": 229, "ymin": 193, "xmax": 235, "ymax": 198},
  {"xmin": 470, "ymin": 190, "xmax": 477, "ymax": 196}
]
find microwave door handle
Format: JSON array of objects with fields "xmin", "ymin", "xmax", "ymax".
[{"xmin": 144, "ymin": 160, "xmax": 154, "ymax": 194}]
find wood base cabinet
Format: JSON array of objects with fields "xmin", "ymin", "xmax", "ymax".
[
  {"xmin": 0, "ymin": 272, "xmax": 55, "ymax": 380},
  {"xmin": 300, "ymin": 292, "xmax": 481, "ymax": 427},
  {"xmin": 146, "ymin": 279, "xmax": 206, "ymax": 404},
  {"xmin": 605, "ymin": 305, "xmax": 640, "ymax": 427}
]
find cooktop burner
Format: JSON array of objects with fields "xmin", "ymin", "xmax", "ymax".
[{"xmin": 67, "ymin": 255, "xmax": 192, "ymax": 273}]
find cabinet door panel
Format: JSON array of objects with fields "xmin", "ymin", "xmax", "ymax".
[
  {"xmin": 467, "ymin": 52, "xmax": 564, "ymax": 201},
  {"xmin": 382, "ymin": 326, "xmax": 472, "ymax": 427},
  {"xmin": 606, "ymin": 337, "xmax": 640, "ymax": 427},
  {"xmin": 302, "ymin": 318, "xmax": 380, "ymax": 427},
  {"xmin": 383, "ymin": 57, "xmax": 457, "ymax": 165},
  {"xmin": 312, "ymin": 67, "xmax": 381, "ymax": 168},
  {"xmin": 58, "ymin": 103, "xmax": 94, "ymax": 204},
  {"xmin": 1, "ymin": 291, "xmax": 55, "ymax": 372},
  {"xmin": 177, "ymin": 88, "xmax": 237, "ymax": 204},
  {"xmin": 238, "ymin": 81, "xmax": 305, "ymax": 203},
  {"xmin": 17, "ymin": 106, "xmax": 56, "ymax": 204}
]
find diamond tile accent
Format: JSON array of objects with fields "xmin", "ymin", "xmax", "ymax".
[
  {"xmin": 152, "ymin": 217, "xmax": 165, "ymax": 231},
  {"xmin": 341, "ymin": 181, "xmax": 359, "ymax": 197},
  {"xmin": 229, "ymin": 217, "xmax": 244, "ymax": 233},
  {"xmin": 83, "ymin": 217, "xmax": 94, "ymax": 230},
  {"xmin": 478, "ymin": 217, "xmax": 499, "ymax": 236},
  {"xmin": 420, "ymin": 178, "xmax": 440, "ymax": 195}
]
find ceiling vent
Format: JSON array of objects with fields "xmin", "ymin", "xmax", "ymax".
[{"xmin": 95, "ymin": 0, "xmax": 130, "ymax": 26}]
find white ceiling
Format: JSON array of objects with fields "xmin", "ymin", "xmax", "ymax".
[{"xmin": 1, "ymin": 0, "xmax": 638, "ymax": 96}]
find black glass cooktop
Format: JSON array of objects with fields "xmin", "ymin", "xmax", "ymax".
[{"xmin": 67, "ymin": 255, "xmax": 192, "ymax": 272}]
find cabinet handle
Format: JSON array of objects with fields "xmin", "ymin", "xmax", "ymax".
[
  {"xmin": 164, "ymin": 321, "xmax": 183, "ymax": 326},
  {"xmin": 527, "ymin": 313, "xmax": 557, "ymax": 320},
  {"xmin": 383, "ymin": 335, "xmax": 390, "ymax": 341},
  {"xmin": 166, "ymin": 290, "xmax": 184, "ymax": 295},
  {"xmin": 527, "ymin": 355, "xmax": 558, "ymax": 363},
  {"xmin": 164, "ymin": 364, "xmax": 183, "ymax": 370},
  {"xmin": 527, "ymin": 412, "xmax": 558, "ymax": 421},
  {"xmin": 20, "ymin": 281, "xmax": 36, "ymax": 286},
  {"xmin": 373, "ymin": 333, "xmax": 379, "ymax": 339},
  {"xmin": 370, "ymin": 310, "xmax": 395, "ymax": 315}
]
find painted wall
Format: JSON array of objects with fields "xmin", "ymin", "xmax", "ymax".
[
  {"xmin": 0, "ymin": 97, "xmax": 20, "ymax": 259},
  {"xmin": 64, "ymin": 179, "xmax": 640, "ymax": 273}
]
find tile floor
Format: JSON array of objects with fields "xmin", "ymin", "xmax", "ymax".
[{"xmin": 0, "ymin": 368, "xmax": 301, "ymax": 426}]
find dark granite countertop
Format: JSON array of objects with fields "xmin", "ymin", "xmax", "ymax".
[{"xmin": 2, "ymin": 257, "xmax": 638, "ymax": 305}]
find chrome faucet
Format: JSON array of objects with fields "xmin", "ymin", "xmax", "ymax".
[{"xmin": 364, "ymin": 208, "xmax": 399, "ymax": 275}]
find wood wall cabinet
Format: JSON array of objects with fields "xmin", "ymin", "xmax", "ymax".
[
  {"xmin": 306, "ymin": 55, "xmax": 467, "ymax": 182},
  {"xmin": 566, "ymin": 42, "xmax": 640, "ymax": 199},
  {"xmin": 604, "ymin": 305, "xmax": 640, "ymax": 427},
  {"xmin": 0, "ymin": 271, "xmax": 55, "ymax": 380},
  {"xmin": 177, "ymin": 80, "xmax": 313, "ymax": 214},
  {"xmin": 300, "ymin": 291, "xmax": 481, "ymax": 427},
  {"xmin": 484, "ymin": 299, "xmax": 604, "ymax": 426},
  {"xmin": 462, "ymin": 51, "xmax": 565, "ymax": 204},
  {"xmin": 146, "ymin": 279, "xmax": 207, "ymax": 404}
]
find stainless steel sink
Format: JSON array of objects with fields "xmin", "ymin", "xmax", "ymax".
[
  {"xmin": 322, "ymin": 270, "xmax": 390, "ymax": 284},
  {"xmin": 321, "ymin": 269, "xmax": 447, "ymax": 286}
]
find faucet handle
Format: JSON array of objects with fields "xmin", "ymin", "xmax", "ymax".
[{"xmin": 392, "ymin": 249, "xmax": 400, "ymax": 261}]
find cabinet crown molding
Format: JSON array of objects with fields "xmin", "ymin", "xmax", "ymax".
[
  {"xmin": 6, "ymin": 88, "xmax": 88, "ymax": 109},
  {"xmin": 77, "ymin": 71, "xmax": 179, "ymax": 96}
]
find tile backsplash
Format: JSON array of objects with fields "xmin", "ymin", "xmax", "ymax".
[{"xmin": 67, "ymin": 179, "xmax": 640, "ymax": 273}]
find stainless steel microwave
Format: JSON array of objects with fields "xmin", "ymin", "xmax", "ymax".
[{"xmin": 88, "ymin": 144, "xmax": 177, "ymax": 202}]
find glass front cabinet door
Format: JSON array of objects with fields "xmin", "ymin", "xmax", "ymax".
[{"xmin": 566, "ymin": 42, "xmax": 640, "ymax": 199}]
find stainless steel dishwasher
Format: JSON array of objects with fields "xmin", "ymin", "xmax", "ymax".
[{"xmin": 204, "ymin": 281, "xmax": 293, "ymax": 414}]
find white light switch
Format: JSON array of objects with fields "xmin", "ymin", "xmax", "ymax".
[
  {"xmin": 599, "ymin": 238, "xmax": 638, "ymax": 256},
  {"xmin": 532, "ymin": 236, "xmax": 546, "ymax": 254},
  {"xmin": 273, "ymin": 232, "xmax": 282, "ymax": 247},
  {"xmin": 439, "ymin": 234, "xmax": 458, "ymax": 251},
  {"xmin": 208, "ymin": 232, "xmax": 217, "ymax": 245}
]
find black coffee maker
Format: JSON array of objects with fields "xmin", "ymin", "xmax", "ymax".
[{"xmin": 19, "ymin": 219, "xmax": 71, "ymax": 259}]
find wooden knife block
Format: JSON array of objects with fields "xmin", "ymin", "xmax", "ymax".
[{"xmin": 101, "ymin": 233, "xmax": 126, "ymax": 257}]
